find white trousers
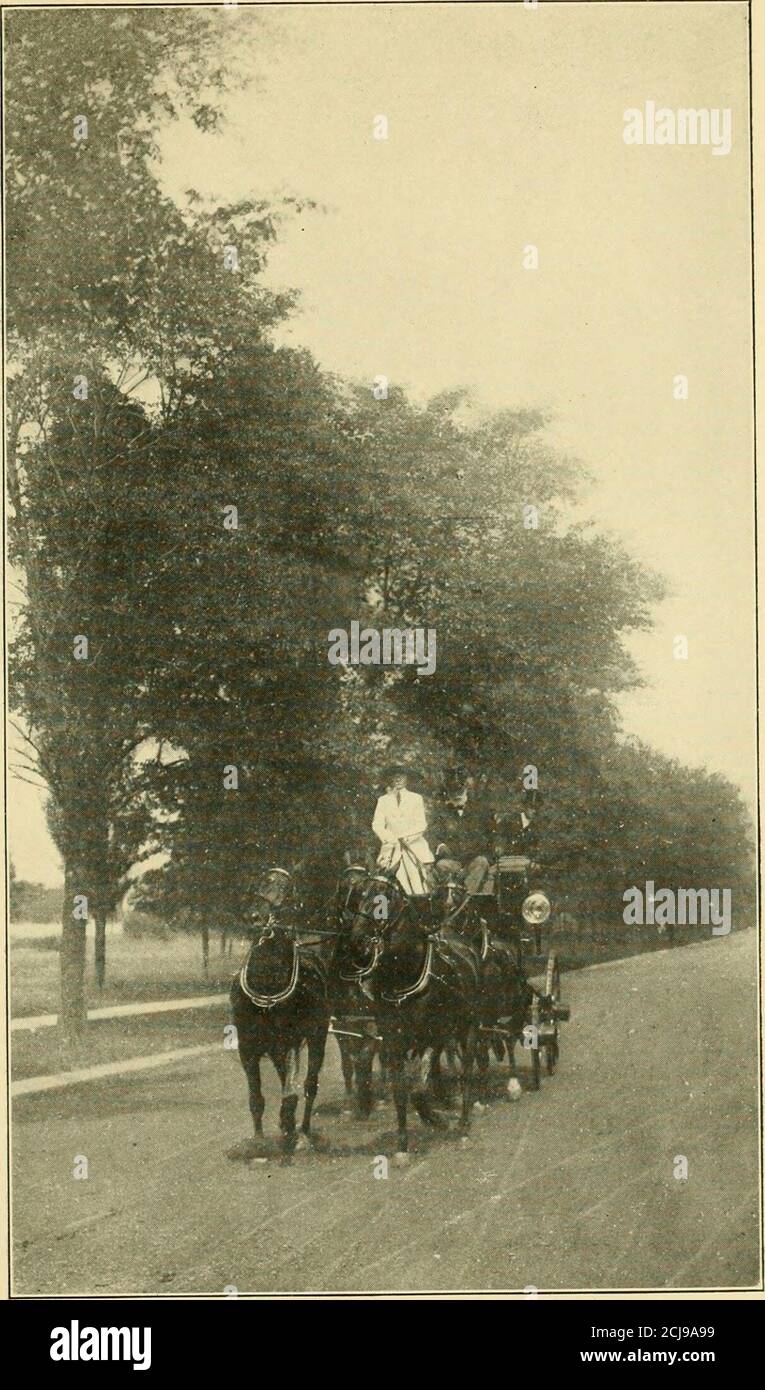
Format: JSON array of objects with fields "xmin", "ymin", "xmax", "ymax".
[{"xmin": 377, "ymin": 839, "xmax": 434, "ymax": 896}]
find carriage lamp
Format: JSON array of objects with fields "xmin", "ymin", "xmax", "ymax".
[{"xmin": 521, "ymin": 891, "xmax": 551, "ymax": 925}]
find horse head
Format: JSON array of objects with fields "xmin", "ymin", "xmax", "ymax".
[
  {"xmin": 335, "ymin": 862, "xmax": 371, "ymax": 921},
  {"xmin": 431, "ymin": 862, "xmax": 470, "ymax": 925},
  {"xmin": 345, "ymin": 869, "xmax": 433, "ymax": 975},
  {"xmin": 248, "ymin": 866, "xmax": 293, "ymax": 932}
]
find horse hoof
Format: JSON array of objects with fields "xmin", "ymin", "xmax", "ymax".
[
  {"xmin": 459, "ymin": 1134, "xmax": 471, "ymax": 1148},
  {"xmin": 225, "ymin": 1138, "xmax": 261, "ymax": 1162},
  {"xmin": 506, "ymin": 1078, "xmax": 523, "ymax": 1101},
  {"xmin": 472, "ymin": 1100, "xmax": 490, "ymax": 1114},
  {"xmin": 374, "ymin": 1099, "xmax": 388, "ymax": 1110},
  {"xmin": 394, "ymin": 1151, "xmax": 410, "ymax": 1167},
  {"xmin": 341, "ymin": 1106, "xmax": 353, "ymax": 1117},
  {"xmin": 294, "ymin": 1133, "xmax": 311, "ymax": 1153}
]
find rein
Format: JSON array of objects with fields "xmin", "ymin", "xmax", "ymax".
[
  {"xmin": 440, "ymin": 888, "xmax": 473, "ymax": 925},
  {"xmin": 338, "ymin": 874, "xmax": 407, "ymax": 983}
]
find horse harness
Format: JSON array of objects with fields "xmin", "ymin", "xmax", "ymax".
[{"xmin": 238, "ymin": 920, "xmax": 337, "ymax": 1010}]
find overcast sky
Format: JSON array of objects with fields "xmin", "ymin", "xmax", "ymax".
[{"xmin": 10, "ymin": 1, "xmax": 754, "ymax": 884}]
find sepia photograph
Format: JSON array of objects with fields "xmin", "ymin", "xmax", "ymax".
[{"xmin": 3, "ymin": 0, "xmax": 761, "ymax": 1304}]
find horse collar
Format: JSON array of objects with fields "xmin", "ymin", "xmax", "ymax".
[
  {"xmin": 239, "ymin": 939, "xmax": 300, "ymax": 1009},
  {"xmin": 339, "ymin": 936, "xmax": 382, "ymax": 983},
  {"xmin": 382, "ymin": 939, "xmax": 434, "ymax": 1006}
]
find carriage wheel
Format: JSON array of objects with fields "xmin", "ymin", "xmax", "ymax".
[
  {"xmin": 543, "ymin": 952, "xmax": 561, "ymax": 1076},
  {"xmin": 529, "ymin": 995, "xmax": 541, "ymax": 1090}
]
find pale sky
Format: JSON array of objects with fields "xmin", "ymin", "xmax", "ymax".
[{"xmin": 9, "ymin": 1, "xmax": 755, "ymax": 884}]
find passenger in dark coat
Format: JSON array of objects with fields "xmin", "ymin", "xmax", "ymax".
[
  {"xmin": 433, "ymin": 768, "xmax": 494, "ymax": 893},
  {"xmin": 492, "ymin": 788, "xmax": 543, "ymax": 864}
]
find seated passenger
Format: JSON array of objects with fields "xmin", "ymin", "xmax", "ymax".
[
  {"xmin": 371, "ymin": 763, "xmax": 435, "ymax": 896},
  {"xmin": 433, "ymin": 766, "xmax": 494, "ymax": 895}
]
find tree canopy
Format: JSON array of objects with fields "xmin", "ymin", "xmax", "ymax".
[{"xmin": 6, "ymin": 8, "xmax": 754, "ymax": 1030}]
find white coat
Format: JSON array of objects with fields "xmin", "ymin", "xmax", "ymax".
[{"xmin": 372, "ymin": 788, "xmax": 434, "ymax": 895}]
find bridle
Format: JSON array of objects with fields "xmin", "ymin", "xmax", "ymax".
[
  {"xmin": 337, "ymin": 871, "xmax": 410, "ymax": 982},
  {"xmin": 336, "ymin": 864, "xmax": 370, "ymax": 916},
  {"xmin": 341, "ymin": 873, "xmax": 441, "ymax": 1003}
]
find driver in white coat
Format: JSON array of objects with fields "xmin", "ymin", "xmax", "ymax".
[{"xmin": 372, "ymin": 764, "xmax": 435, "ymax": 896}]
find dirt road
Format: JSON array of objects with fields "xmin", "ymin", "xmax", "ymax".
[{"xmin": 11, "ymin": 932, "xmax": 760, "ymax": 1295}]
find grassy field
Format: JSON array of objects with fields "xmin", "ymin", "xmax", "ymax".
[
  {"xmin": 11, "ymin": 1004, "xmax": 230, "ymax": 1082},
  {"xmin": 10, "ymin": 919, "xmax": 753, "ymax": 1082},
  {"xmin": 10, "ymin": 929, "xmax": 243, "ymax": 1019},
  {"xmin": 10, "ymin": 930, "xmax": 240, "ymax": 1081}
]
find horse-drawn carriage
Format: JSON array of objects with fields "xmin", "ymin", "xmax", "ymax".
[
  {"xmin": 228, "ymin": 855, "xmax": 570, "ymax": 1162},
  {"xmin": 491, "ymin": 854, "xmax": 570, "ymax": 1089}
]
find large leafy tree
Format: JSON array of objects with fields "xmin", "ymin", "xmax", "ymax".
[
  {"xmin": 5, "ymin": 6, "xmax": 295, "ymax": 1031},
  {"xmin": 7, "ymin": 7, "xmax": 753, "ymax": 1040}
]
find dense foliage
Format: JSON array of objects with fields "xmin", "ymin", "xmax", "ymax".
[{"xmin": 6, "ymin": 9, "xmax": 754, "ymax": 1029}]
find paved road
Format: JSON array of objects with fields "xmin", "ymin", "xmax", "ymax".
[{"xmin": 12, "ymin": 932, "xmax": 760, "ymax": 1295}]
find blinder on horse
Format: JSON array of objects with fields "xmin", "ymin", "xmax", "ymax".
[
  {"xmin": 338, "ymin": 863, "xmax": 370, "ymax": 915},
  {"xmin": 355, "ymin": 870, "xmax": 436, "ymax": 938}
]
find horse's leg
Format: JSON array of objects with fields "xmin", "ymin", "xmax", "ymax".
[
  {"xmin": 458, "ymin": 1022, "xmax": 479, "ymax": 1136},
  {"xmin": 433, "ymin": 1042, "xmax": 459, "ymax": 1105},
  {"xmin": 226, "ymin": 1041, "xmax": 265, "ymax": 1161},
  {"xmin": 506, "ymin": 1035, "xmax": 522, "ymax": 1101},
  {"xmin": 391, "ymin": 1037, "xmax": 410, "ymax": 1164},
  {"xmin": 277, "ymin": 1045, "xmax": 300, "ymax": 1158},
  {"xmin": 355, "ymin": 1036, "xmax": 375, "ymax": 1118},
  {"xmin": 299, "ymin": 1026, "xmax": 327, "ymax": 1141},
  {"xmin": 248, "ymin": 1053, "xmax": 266, "ymax": 1137},
  {"xmin": 379, "ymin": 1039, "xmax": 391, "ymax": 1087},
  {"xmin": 445, "ymin": 1041, "xmax": 463, "ymax": 1104},
  {"xmin": 430, "ymin": 1047, "xmax": 446, "ymax": 1102},
  {"xmin": 337, "ymin": 1035, "xmax": 356, "ymax": 1110},
  {"xmin": 412, "ymin": 1044, "xmax": 439, "ymax": 1125}
]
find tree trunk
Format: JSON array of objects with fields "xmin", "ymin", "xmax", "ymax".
[
  {"xmin": 60, "ymin": 866, "xmax": 87, "ymax": 1038},
  {"xmin": 94, "ymin": 910, "xmax": 107, "ymax": 990},
  {"xmin": 201, "ymin": 923, "xmax": 209, "ymax": 975}
]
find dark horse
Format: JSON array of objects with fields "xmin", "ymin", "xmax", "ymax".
[
  {"xmin": 330, "ymin": 863, "xmax": 384, "ymax": 1117},
  {"xmin": 432, "ymin": 865, "xmax": 534, "ymax": 1104},
  {"xmin": 346, "ymin": 868, "xmax": 481, "ymax": 1163},
  {"xmin": 228, "ymin": 867, "xmax": 336, "ymax": 1161}
]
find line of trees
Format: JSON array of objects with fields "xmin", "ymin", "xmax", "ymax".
[
  {"xmin": 6, "ymin": 9, "xmax": 754, "ymax": 1036},
  {"xmin": 8, "ymin": 861, "xmax": 63, "ymax": 925}
]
